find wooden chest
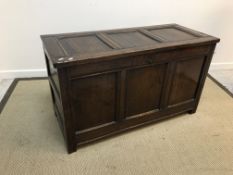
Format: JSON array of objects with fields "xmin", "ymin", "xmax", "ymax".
[{"xmin": 41, "ymin": 24, "xmax": 220, "ymax": 153}]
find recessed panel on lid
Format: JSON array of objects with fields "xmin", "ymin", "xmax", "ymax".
[
  {"xmin": 107, "ymin": 31, "xmax": 159, "ymax": 48},
  {"xmin": 58, "ymin": 35, "xmax": 112, "ymax": 55},
  {"xmin": 149, "ymin": 28, "xmax": 197, "ymax": 42}
]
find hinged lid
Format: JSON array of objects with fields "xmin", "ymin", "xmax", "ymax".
[{"xmin": 41, "ymin": 24, "xmax": 220, "ymax": 68}]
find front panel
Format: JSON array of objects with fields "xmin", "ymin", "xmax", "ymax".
[
  {"xmin": 168, "ymin": 56, "xmax": 205, "ymax": 106},
  {"xmin": 62, "ymin": 46, "xmax": 215, "ymax": 153},
  {"xmin": 70, "ymin": 73, "xmax": 117, "ymax": 131},
  {"xmin": 125, "ymin": 64, "xmax": 166, "ymax": 117}
]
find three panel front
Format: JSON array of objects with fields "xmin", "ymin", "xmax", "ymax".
[{"xmin": 69, "ymin": 56, "xmax": 206, "ymax": 133}]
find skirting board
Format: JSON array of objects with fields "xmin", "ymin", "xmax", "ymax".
[
  {"xmin": 210, "ymin": 62, "xmax": 233, "ymax": 70},
  {"xmin": 0, "ymin": 69, "xmax": 47, "ymax": 79}
]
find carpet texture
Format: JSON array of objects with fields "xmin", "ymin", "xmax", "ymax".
[{"xmin": 0, "ymin": 78, "xmax": 232, "ymax": 175}]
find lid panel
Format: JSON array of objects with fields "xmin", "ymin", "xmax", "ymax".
[
  {"xmin": 107, "ymin": 31, "xmax": 159, "ymax": 48},
  {"xmin": 58, "ymin": 35, "xmax": 112, "ymax": 55},
  {"xmin": 41, "ymin": 24, "xmax": 219, "ymax": 67},
  {"xmin": 148, "ymin": 28, "xmax": 197, "ymax": 42}
]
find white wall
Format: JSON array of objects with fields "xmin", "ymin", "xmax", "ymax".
[{"xmin": 1, "ymin": 0, "xmax": 233, "ymax": 78}]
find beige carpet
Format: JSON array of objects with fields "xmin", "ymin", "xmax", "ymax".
[{"xmin": 0, "ymin": 78, "xmax": 232, "ymax": 175}]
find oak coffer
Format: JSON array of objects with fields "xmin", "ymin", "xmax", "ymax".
[{"xmin": 41, "ymin": 24, "xmax": 220, "ymax": 153}]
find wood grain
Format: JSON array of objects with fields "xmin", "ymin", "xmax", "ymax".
[{"xmin": 41, "ymin": 24, "xmax": 220, "ymax": 153}]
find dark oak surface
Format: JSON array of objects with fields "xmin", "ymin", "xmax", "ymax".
[
  {"xmin": 41, "ymin": 24, "xmax": 219, "ymax": 67},
  {"xmin": 125, "ymin": 64, "xmax": 166, "ymax": 117},
  {"xmin": 41, "ymin": 24, "xmax": 220, "ymax": 153}
]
